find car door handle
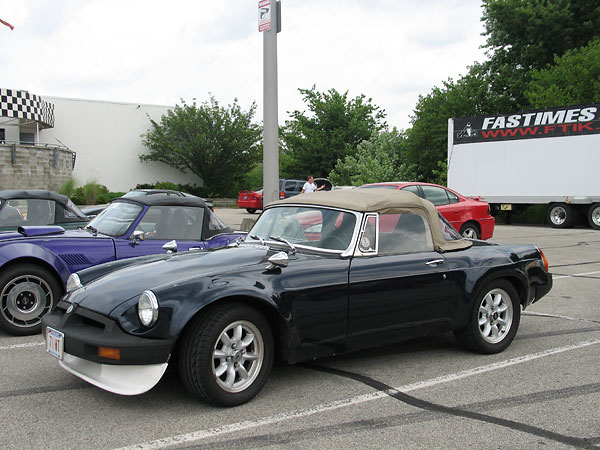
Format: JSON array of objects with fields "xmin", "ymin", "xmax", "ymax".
[{"xmin": 426, "ymin": 259, "xmax": 445, "ymax": 266}]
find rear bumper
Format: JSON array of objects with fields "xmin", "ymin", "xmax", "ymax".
[
  {"xmin": 528, "ymin": 273, "xmax": 553, "ymax": 305},
  {"xmin": 237, "ymin": 198, "xmax": 262, "ymax": 209},
  {"xmin": 479, "ymin": 217, "xmax": 496, "ymax": 240}
]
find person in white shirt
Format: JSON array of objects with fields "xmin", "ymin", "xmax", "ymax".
[{"xmin": 301, "ymin": 176, "xmax": 324, "ymax": 194}]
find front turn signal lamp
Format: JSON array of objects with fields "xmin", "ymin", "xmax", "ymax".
[{"xmin": 98, "ymin": 346, "xmax": 121, "ymax": 360}]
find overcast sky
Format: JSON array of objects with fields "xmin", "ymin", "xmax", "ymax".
[{"xmin": 0, "ymin": 0, "xmax": 488, "ymax": 130}]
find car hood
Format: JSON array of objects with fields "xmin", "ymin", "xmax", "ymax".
[
  {"xmin": 68, "ymin": 245, "xmax": 272, "ymax": 315},
  {"xmin": 0, "ymin": 226, "xmax": 103, "ymax": 241}
]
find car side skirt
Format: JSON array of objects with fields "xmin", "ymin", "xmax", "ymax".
[{"xmin": 60, "ymin": 352, "xmax": 168, "ymax": 395}]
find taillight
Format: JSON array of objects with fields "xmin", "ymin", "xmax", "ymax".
[
  {"xmin": 537, "ymin": 247, "xmax": 549, "ymax": 272},
  {"xmin": 280, "ymin": 191, "xmax": 285, "ymax": 199}
]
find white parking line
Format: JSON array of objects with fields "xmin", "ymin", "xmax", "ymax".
[
  {"xmin": 553, "ymin": 270, "xmax": 600, "ymax": 280},
  {"xmin": 0, "ymin": 341, "xmax": 44, "ymax": 351},
  {"xmin": 115, "ymin": 338, "xmax": 600, "ymax": 450}
]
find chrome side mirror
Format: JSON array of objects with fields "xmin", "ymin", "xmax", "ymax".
[
  {"xmin": 132, "ymin": 230, "xmax": 145, "ymax": 243},
  {"xmin": 266, "ymin": 251, "xmax": 288, "ymax": 270},
  {"xmin": 163, "ymin": 240, "xmax": 178, "ymax": 253}
]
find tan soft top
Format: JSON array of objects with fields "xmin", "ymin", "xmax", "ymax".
[{"xmin": 269, "ymin": 189, "xmax": 472, "ymax": 252}]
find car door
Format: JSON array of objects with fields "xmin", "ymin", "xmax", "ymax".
[
  {"xmin": 347, "ymin": 212, "xmax": 462, "ymax": 345},
  {"xmin": 114, "ymin": 205, "xmax": 208, "ymax": 259},
  {"xmin": 421, "ymin": 185, "xmax": 462, "ymax": 230}
]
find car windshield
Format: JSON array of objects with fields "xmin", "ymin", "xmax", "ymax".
[
  {"xmin": 246, "ymin": 206, "xmax": 357, "ymax": 251},
  {"xmin": 87, "ymin": 201, "xmax": 143, "ymax": 236}
]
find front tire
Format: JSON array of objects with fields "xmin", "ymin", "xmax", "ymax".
[
  {"xmin": 459, "ymin": 222, "xmax": 480, "ymax": 239},
  {"xmin": 178, "ymin": 303, "xmax": 273, "ymax": 406},
  {"xmin": 587, "ymin": 203, "xmax": 600, "ymax": 230},
  {"xmin": 0, "ymin": 264, "xmax": 61, "ymax": 336},
  {"xmin": 454, "ymin": 280, "xmax": 520, "ymax": 354}
]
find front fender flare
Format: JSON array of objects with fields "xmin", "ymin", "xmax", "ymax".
[{"xmin": 0, "ymin": 242, "xmax": 71, "ymax": 285}]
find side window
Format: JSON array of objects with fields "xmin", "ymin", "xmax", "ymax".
[
  {"xmin": 284, "ymin": 181, "xmax": 297, "ymax": 192},
  {"xmin": 447, "ymin": 190, "xmax": 459, "ymax": 203},
  {"xmin": 421, "ymin": 186, "xmax": 450, "ymax": 206},
  {"xmin": 26, "ymin": 199, "xmax": 55, "ymax": 225},
  {"xmin": 378, "ymin": 213, "xmax": 433, "ymax": 255},
  {"xmin": 400, "ymin": 185, "xmax": 421, "ymax": 196},
  {"xmin": 135, "ymin": 206, "xmax": 203, "ymax": 240}
]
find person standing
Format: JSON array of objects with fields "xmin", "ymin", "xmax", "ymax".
[{"xmin": 301, "ymin": 176, "xmax": 324, "ymax": 193}]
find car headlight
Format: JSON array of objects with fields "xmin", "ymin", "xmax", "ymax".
[
  {"xmin": 137, "ymin": 290, "xmax": 159, "ymax": 328},
  {"xmin": 66, "ymin": 273, "xmax": 83, "ymax": 293}
]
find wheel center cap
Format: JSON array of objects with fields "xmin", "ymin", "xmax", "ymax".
[
  {"xmin": 15, "ymin": 292, "xmax": 36, "ymax": 311},
  {"xmin": 233, "ymin": 350, "xmax": 243, "ymax": 362}
]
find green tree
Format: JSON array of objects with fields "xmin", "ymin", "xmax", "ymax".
[
  {"xmin": 140, "ymin": 97, "xmax": 262, "ymax": 197},
  {"xmin": 480, "ymin": 0, "xmax": 600, "ymax": 109},
  {"xmin": 329, "ymin": 128, "xmax": 405, "ymax": 186},
  {"xmin": 404, "ymin": 65, "xmax": 503, "ymax": 183},
  {"xmin": 281, "ymin": 86, "xmax": 386, "ymax": 179},
  {"xmin": 526, "ymin": 39, "xmax": 600, "ymax": 107}
]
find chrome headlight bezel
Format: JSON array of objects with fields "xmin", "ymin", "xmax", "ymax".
[
  {"xmin": 137, "ymin": 290, "xmax": 159, "ymax": 328},
  {"xmin": 66, "ymin": 273, "xmax": 83, "ymax": 293}
]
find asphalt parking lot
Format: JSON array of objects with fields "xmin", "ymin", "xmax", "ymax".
[{"xmin": 0, "ymin": 218, "xmax": 598, "ymax": 449}]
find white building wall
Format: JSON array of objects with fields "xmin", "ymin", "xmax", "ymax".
[{"xmin": 39, "ymin": 97, "xmax": 201, "ymax": 192}]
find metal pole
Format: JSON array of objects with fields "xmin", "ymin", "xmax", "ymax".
[{"xmin": 262, "ymin": 1, "xmax": 279, "ymax": 205}]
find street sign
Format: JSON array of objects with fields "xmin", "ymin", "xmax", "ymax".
[{"xmin": 258, "ymin": 0, "xmax": 271, "ymax": 32}]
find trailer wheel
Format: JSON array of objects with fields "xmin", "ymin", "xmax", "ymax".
[
  {"xmin": 588, "ymin": 203, "xmax": 600, "ymax": 230},
  {"xmin": 547, "ymin": 203, "xmax": 575, "ymax": 228}
]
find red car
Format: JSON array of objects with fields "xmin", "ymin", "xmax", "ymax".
[
  {"xmin": 237, "ymin": 189, "xmax": 264, "ymax": 214},
  {"xmin": 359, "ymin": 182, "xmax": 495, "ymax": 239}
]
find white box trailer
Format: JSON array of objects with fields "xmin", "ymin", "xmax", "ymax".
[{"xmin": 447, "ymin": 104, "xmax": 600, "ymax": 229}]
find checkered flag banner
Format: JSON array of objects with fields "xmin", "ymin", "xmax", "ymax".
[{"xmin": 0, "ymin": 88, "xmax": 54, "ymax": 128}]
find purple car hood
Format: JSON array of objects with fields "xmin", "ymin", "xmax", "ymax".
[
  {"xmin": 0, "ymin": 226, "xmax": 96, "ymax": 241},
  {"xmin": 68, "ymin": 245, "xmax": 270, "ymax": 315}
]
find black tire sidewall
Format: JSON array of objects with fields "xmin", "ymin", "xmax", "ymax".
[
  {"xmin": 548, "ymin": 203, "xmax": 574, "ymax": 228},
  {"xmin": 0, "ymin": 264, "xmax": 62, "ymax": 336},
  {"xmin": 588, "ymin": 203, "xmax": 600, "ymax": 230}
]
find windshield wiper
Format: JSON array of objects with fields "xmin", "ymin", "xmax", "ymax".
[
  {"xmin": 269, "ymin": 235, "xmax": 296, "ymax": 254},
  {"xmin": 84, "ymin": 225, "xmax": 98, "ymax": 236},
  {"xmin": 249, "ymin": 234, "xmax": 265, "ymax": 246}
]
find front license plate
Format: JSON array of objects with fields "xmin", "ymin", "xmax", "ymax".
[{"xmin": 46, "ymin": 327, "xmax": 64, "ymax": 360}]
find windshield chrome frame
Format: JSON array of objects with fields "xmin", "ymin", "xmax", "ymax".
[{"xmin": 244, "ymin": 204, "xmax": 363, "ymax": 256}]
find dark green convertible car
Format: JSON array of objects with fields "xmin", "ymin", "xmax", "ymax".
[{"xmin": 42, "ymin": 189, "xmax": 552, "ymax": 407}]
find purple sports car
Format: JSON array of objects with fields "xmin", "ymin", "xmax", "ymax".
[{"xmin": 0, "ymin": 195, "xmax": 244, "ymax": 336}]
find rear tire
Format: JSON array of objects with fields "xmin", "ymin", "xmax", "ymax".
[
  {"xmin": 246, "ymin": 208, "xmax": 257, "ymax": 214},
  {"xmin": 587, "ymin": 203, "xmax": 600, "ymax": 230},
  {"xmin": 459, "ymin": 222, "xmax": 480, "ymax": 239},
  {"xmin": 178, "ymin": 303, "xmax": 273, "ymax": 406},
  {"xmin": 454, "ymin": 280, "xmax": 520, "ymax": 354},
  {"xmin": 0, "ymin": 264, "xmax": 61, "ymax": 336},
  {"xmin": 547, "ymin": 203, "xmax": 575, "ymax": 228}
]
